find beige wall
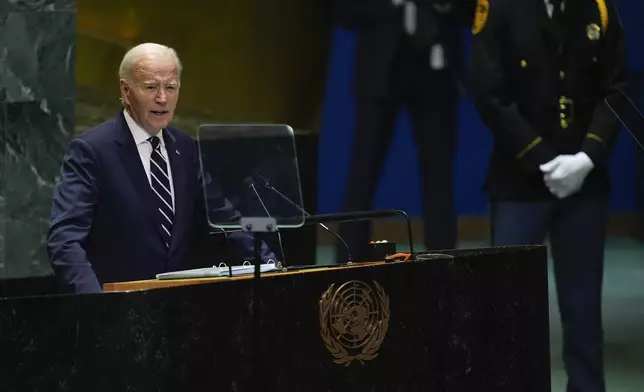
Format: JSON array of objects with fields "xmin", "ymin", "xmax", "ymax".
[{"xmin": 76, "ymin": 0, "xmax": 333, "ymax": 134}]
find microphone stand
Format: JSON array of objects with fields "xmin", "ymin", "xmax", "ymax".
[
  {"xmin": 304, "ymin": 209, "xmax": 416, "ymax": 260},
  {"xmin": 242, "ymin": 177, "xmax": 282, "ymax": 391},
  {"xmin": 261, "ymin": 179, "xmax": 353, "ymax": 263},
  {"xmin": 247, "ymin": 180, "xmax": 286, "ymax": 267},
  {"xmin": 240, "ymin": 216, "xmax": 275, "ymax": 392}
]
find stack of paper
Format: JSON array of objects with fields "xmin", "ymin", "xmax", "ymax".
[{"xmin": 156, "ymin": 261, "xmax": 280, "ymax": 280}]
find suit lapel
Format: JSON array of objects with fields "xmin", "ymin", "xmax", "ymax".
[
  {"xmin": 113, "ymin": 111, "xmax": 167, "ymax": 245},
  {"xmin": 163, "ymin": 129, "xmax": 188, "ymax": 254}
]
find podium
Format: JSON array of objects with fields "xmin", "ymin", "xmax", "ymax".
[{"xmin": 0, "ymin": 246, "xmax": 551, "ymax": 391}]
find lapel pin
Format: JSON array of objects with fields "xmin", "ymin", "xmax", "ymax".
[{"xmin": 175, "ymin": 150, "xmax": 180, "ymax": 156}]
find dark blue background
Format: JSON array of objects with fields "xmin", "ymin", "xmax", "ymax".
[{"xmin": 318, "ymin": 0, "xmax": 644, "ymax": 217}]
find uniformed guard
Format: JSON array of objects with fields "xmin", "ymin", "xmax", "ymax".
[
  {"xmin": 470, "ymin": 0, "xmax": 627, "ymax": 391},
  {"xmin": 332, "ymin": 0, "xmax": 474, "ymax": 262}
]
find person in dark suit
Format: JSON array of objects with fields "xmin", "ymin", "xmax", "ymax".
[
  {"xmin": 46, "ymin": 42, "xmax": 276, "ymax": 294},
  {"xmin": 333, "ymin": 0, "xmax": 474, "ymax": 261},
  {"xmin": 470, "ymin": 0, "xmax": 627, "ymax": 390}
]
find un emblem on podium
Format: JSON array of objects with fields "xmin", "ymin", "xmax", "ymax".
[{"xmin": 319, "ymin": 280, "xmax": 390, "ymax": 366}]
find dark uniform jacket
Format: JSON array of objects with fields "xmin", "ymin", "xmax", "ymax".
[
  {"xmin": 470, "ymin": 0, "xmax": 628, "ymax": 200},
  {"xmin": 334, "ymin": 0, "xmax": 475, "ymax": 99}
]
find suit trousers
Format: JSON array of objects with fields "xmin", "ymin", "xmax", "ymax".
[
  {"xmin": 337, "ymin": 44, "xmax": 459, "ymax": 262},
  {"xmin": 490, "ymin": 198, "xmax": 607, "ymax": 392}
]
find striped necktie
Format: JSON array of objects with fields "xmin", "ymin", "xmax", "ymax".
[{"xmin": 148, "ymin": 135, "xmax": 173, "ymax": 248}]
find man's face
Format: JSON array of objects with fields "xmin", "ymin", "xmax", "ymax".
[{"xmin": 120, "ymin": 54, "xmax": 180, "ymax": 135}]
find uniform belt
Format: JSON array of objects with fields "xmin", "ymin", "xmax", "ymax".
[
  {"xmin": 529, "ymin": 97, "xmax": 596, "ymax": 110},
  {"xmin": 557, "ymin": 96, "xmax": 596, "ymax": 129}
]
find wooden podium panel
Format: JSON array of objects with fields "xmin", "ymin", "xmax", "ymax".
[
  {"xmin": 0, "ymin": 246, "xmax": 550, "ymax": 392},
  {"xmin": 102, "ymin": 262, "xmax": 382, "ymax": 292}
]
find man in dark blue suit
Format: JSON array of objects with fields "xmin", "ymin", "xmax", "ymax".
[{"xmin": 47, "ymin": 42, "xmax": 275, "ymax": 294}]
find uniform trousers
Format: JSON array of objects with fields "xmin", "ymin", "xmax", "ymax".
[{"xmin": 490, "ymin": 197, "xmax": 607, "ymax": 392}]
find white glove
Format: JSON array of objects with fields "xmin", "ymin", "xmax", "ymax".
[
  {"xmin": 539, "ymin": 156, "xmax": 567, "ymax": 198},
  {"xmin": 539, "ymin": 152, "xmax": 594, "ymax": 199}
]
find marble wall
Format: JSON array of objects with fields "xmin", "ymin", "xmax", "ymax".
[{"xmin": 0, "ymin": 0, "xmax": 75, "ymax": 280}]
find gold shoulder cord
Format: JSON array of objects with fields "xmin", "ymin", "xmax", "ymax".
[
  {"xmin": 472, "ymin": 0, "xmax": 490, "ymax": 35},
  {"xmin": 595, "ymin": 0, "xmax": 608, "ymax": 32}
]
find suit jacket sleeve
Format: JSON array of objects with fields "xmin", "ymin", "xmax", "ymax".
[
  {"xmin": 470, "ymin": 0, "xmax": 557, "ymax": 173},
  {"xmin": 46, "ymin": 138, "xmax": 102, "ymax": 294},
  {"xmin": 192, "ymin": 141, "xmax": 276, "ymax": 263},
  {"xmin": 581, "ymin": 0, "xmax": 629, "ymax": 167}
]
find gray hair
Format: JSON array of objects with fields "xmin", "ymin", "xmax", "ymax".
[{"xmin": 118, "ymin": 42, "xmax": 182, "ymax": 81}]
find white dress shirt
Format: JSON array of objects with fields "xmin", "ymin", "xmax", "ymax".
[
  {"xmin": 545, "ymin": 0, "xmax": 565, "ymax": 18},
  {"xmin": 394, "ymin": 0, "xmax": 445, "ymax": 70},
  {"xmin": 123, "ymin": 109, "xmax": 176, "ymax": 210}
]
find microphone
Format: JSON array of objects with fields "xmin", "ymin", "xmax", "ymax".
[
  {"xmin": 244, "ymin": 177, "xmax": 287, "ymax": 266},
  {"xmin": 302, "ymin": 209, "xmax": 415, "ymax": 258},
  {"xmin": 256, "ymin": 174, "xmax": 353, "ymax": 263},
  {"xmin": 605, "ymin": 90, "xmax": 644, "ymax": 151},
  {"xmin": 244, "ymin": 177, "xmax": 271, "ymax": 215}
]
